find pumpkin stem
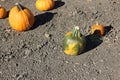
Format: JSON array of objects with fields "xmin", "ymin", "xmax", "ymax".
[
  {"xmin": 72, "ymin": 26, "xmax": 81, "ymax": 38},
  {"xmin": 15, "ymin": 3, "xmax": 23, "ymax": 11},
  {"xmin": 96, "ymin": 21, "xmax": 99, "ymax": 25}
]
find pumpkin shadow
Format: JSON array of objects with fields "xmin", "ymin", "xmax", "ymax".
[
  {"xmin": 2, "ymin": 10, "xmax": 9, "ymax": 19},
  {"xmin": 82, "ymin": 34, "xmax": 103, "ymax": 53},
  {"xmin": 6, "ymin": 10, "xmax": 9, "ymax": 18},
  {"xmin": 30, "ymin": 12, "xmax": 56, "ymax": 30},
  {"xmin": 82, "ymin": 25, "xmax": 113, "ymax": 54},
  {"xmin": 54, "ymin": 0, "xmax": 65, "ymax": 9},
  {"xmin": 104, "ymin": 25, "xmax": 113, "ymax": 35}
]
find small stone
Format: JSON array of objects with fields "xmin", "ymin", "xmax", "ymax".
[
  {"xmin": 65, "ymin": 61, "xmax": 69, "ymax": 64},
  {"xmin": 23, "ymin": 49, "xmax": 32, "ymax": 58},
  {"xmin": 19, "ymin": 43, "xmax": 25, "ymax": 49},
  {"xmin": 2, "ymin": 38, "xmax": 6, "ymax": 41},
  {"xmin": 87, "ymin": 0, "xmax": 92, "ymax": 2},
  {"xmin": 5, "ymin": 29, "xmax": 11, "ymax": 33},
  {"xmin": 75, "ymin": 63, "xmax": 80, "ymax": 65},
  {"xmin": 93, "ymin": 78, "xmax": 97, "ymax": 80},
  {"xmin": 37, "ymin": 44, "xmax": 42, "ymax": 49},
  {"xmin": 83, "ymin": 63, "xmax": 87, "ymax": 67},
  {"xmin": 45, "ymin": 33, "xmax": 51, "ymax": 38},
  {"xmin": 16, "ymin": 74, "xmax": 22, "ymax": 80},
  {"xmin": 1, "ymin": 0, "xmax": 5, "ymax": 1},
  {"xmin": 38, "ymin": 60, "xmax": 42, "ymax": 63},
  {"xmin": 100, "ymin": 59, "xmax": 104, "ymax": 62},
  {"xmin": 0, "ymin": 71, "xmax": 2, "ymax": 74}
]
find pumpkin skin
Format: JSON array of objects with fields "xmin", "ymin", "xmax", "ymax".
[
  {"xmin": 63, "ymin": 26, "xmax": 86, "ymax": 56},
  {"xmin": 0, "ymin": 5, "xmax": 7, "ymax": 19},
  {"xmin": 9, "ymin": 3, "xmax": 35, "ymax": 31},
  {"xmin": 36, "ymin": 0, "xmax": 55, "ymax": 11},
  {"xmin": 91, "ymin": 23, "xmax": 105, "ymax": 36}
]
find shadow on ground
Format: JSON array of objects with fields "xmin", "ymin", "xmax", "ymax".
[
  {"xmin": 54, "ymin": 0, "xmax": 65, "ymax": 9},
  {"xmin": 82, "ymin": 25, "xmax": 113, "ymax": 54},
  {"xmin": 3, "ymin": 10, "xmax": 9, "ymax": 19},
  {"xmin": 104, "ymin": 25, "xmax": 113, "ymax": 35},
  {"xmin": 83, "ymin": 34, "xmax": 103, "ymax": 53},
  {"xmin": 30, "ymin": 12, "xmax": 56, "ymax": 30}
]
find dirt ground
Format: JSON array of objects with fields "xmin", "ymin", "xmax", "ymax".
[{"xmin": 0, "ymin": 0, "xmax": 120, "ymax": 80}]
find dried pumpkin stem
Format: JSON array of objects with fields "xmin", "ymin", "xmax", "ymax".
[
  {"xmin": 15, "ymin": 3, "xmax": 23, "ymax": 11},
  {"xmin": 96, "ymin": 21, "xmax": 99, "ymax": 25}
]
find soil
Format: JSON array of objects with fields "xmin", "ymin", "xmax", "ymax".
[{"xmin": 0, "ymin": 0, "xmax": 120, "ymax": 80}]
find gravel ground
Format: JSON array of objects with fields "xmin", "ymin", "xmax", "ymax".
[{"xmin": 0, "ymin": 0, "xmax": 120, "ymax": 80}]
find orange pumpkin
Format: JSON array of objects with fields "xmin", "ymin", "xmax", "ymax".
[
  {"xmin": 0, "ymin": 5, "xmax": 7, "ymax": 19},
  {"xmin": 91, "ymin": 22, "xmax": 105, "ymax": 36},
  {"xmin": 9, "ymin": 3, "xmax": 35, "ymax": 31},
  {"xmin": 36, "ymin": 0, "xmax": 55, "ymax": 11}
]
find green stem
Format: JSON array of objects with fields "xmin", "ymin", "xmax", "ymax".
[{"xmin": 72, "ymin": 26, "xmax": 81, "ymax": 38}]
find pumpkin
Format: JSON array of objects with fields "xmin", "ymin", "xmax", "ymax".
[
  {"xmin": 91, "ymin": 22, "xmax": 105, "ymax": 36},
  {"xmin": 62, "ymin": 26, "xmax": 86, "ymax": 56},
  {"xmin": 8, "ymin": 3, "xmax": 35, "ymax": 31},
  {"xmin": 36, "ymin": 0, "xmax": 55, "ymax": 11},
  {"xmin": 0, "ymin": 5, "xmax": 7, "ymax": 19}
]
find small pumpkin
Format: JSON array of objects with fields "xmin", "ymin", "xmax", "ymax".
[
  {"xmin": 36, "ymin": 0, "xmax": 55, "ymax": 11},
  {"xmin": 91, "ymin": 22, "xmax": 105, "ymax": 36},
  {"xmin": 0, "ymin": 5, "xmax": 7, "ymax": 19},
  {"xmin": 62, "ymin": 26, "xmax": 86, "ymax": 56},
  {"xmin": 9, "ymin": 3, "xmax": 35, "ymax": 31}
]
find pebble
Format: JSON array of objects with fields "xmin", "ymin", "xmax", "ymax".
[
  {"xmin": 45, "ymin": 33, "xmax": 51, "ymax": 39},
  {"xmin": 4, "ymin": 54, "xmax": 12, "ymax": 62},
  {"xmin": 1, "ymin": 0, "xmax": 5, "ymax": 1},
  {"xmin": 87, "ymin": 0, "xmax": 92, "ymax": 1},
  {"xmin": 37, "ymin": 41, "xmax": 48, "ymax": 49},
  {"xmin": 23, "ymin": 49, "xmax": 32, "ymax": 58},
  {"xmin": 65, "ymin": 61, "xmax": 69, "ymax": 64},
  {"xmin": 0, "ymin": 71, "xmax": 2, "ymax": 74},
  {"xmin": 2, "ymin": 38, "xmax": 7, "ymax": 42},
  {"xmin": 19, "ymin": 42, "xmax": 26, "ymax": 49},
  {"xmin": 5, "ymin": 29, "xmax": 11, "ymax": 33},
  {"xmin": 14, "ymin": 72, "xmax": 28, "ymax": 80}
]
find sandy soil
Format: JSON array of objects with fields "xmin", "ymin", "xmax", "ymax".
[{"xmin": 0, "ymin": 0, "xmax": 120, "ymax": 80}]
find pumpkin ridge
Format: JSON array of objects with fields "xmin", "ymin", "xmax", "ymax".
[
  {"xmin": 23, "ymin": 10, "xmax": 31, "ymax": 28},
  {"xmin": 22, "ymin": 11, "xmax": 30, "ymax": 30},
  {"xmin": 47, "ymin": 0, "xmax": 52, "ymax": 10}
]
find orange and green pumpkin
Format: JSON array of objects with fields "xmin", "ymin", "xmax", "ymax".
[
  {"xmin": 63, "ymin": 26, "xmax": 86, "ymax": 56},
  {"xmin": 9, "ymin": 3, "xmax": 35, "ymax": 31}
]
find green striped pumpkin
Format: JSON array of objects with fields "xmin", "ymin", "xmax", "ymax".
[{"xmin": 62, "ymin": 26, "xmax": 86, "ymax": 56}]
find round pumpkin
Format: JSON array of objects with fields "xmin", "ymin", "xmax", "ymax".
[
  {"xmin": 36, "ymin": 0, "xmax": 55, "ymax": 11},
  {"xmin": 62, "ymin": 26, "xmax": 86, "ymax": 56},
  {"xmin": 91, "ymin": 22, "xmax": 105, "ymax": 36},
  {"xmin": 8, "ymin": 3, "xmax": 35, "ymax": 31},
  {"xmin": 0, "ymin": 5, "xmax": 7, "ymax": 19}
]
